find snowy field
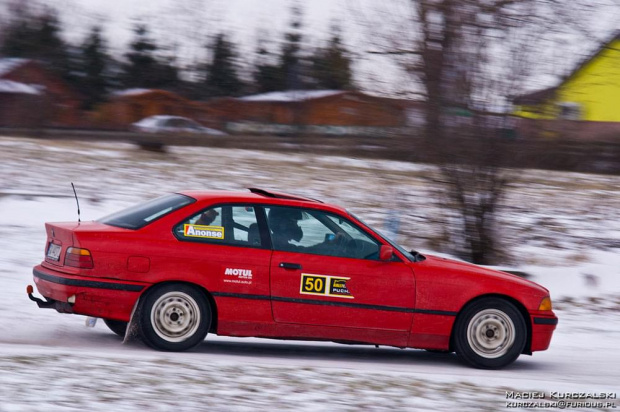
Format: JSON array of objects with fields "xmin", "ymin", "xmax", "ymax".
[{"xmin": 0, "ymin": 136, "xmax": 619, "ymax": 411}]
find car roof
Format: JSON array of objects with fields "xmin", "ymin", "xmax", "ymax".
[
  {"xmin": 177, "ymin": 188, "xmax": 347, "ymax": 214},
  {"xmin": 134, "ymin": 115, "xmax": 191, "ymax": 125},
  {"xmin": 147, "ymin": 115, "xmax": 187, "ymax": 121}
]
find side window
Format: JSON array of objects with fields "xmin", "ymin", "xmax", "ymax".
[
  {"xmin": 557, "ymin": 102, "xmax": 581, "ymax": 120},
  {"xmin": 167, "ymin": 118, "xmax": 182, "ymax": 128},
  {"xmin": 265, "ymin": 206, "xmax": 380, "ymax": 259},
  {"xmin": 174, "ymin": 205, "xmax": 262, "ymax": 247},
  {"xmin": 181, "ymin": 119, "xmax": 201, "ymax": 129},
  {"xmin": 99, "ymin": 193, "xmax": 194, "ymax": 230},
  {"xmin": 232, "ymin": 206, "xmax": 259, "ymax": 244},
  {"xmin": 327, "ymin": 215, "xmax": 373, "ymax": 242}
]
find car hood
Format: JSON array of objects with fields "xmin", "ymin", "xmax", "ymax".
[{"xmin": 416, "ymin": 254, "xmax": 549, "ymax": 294}]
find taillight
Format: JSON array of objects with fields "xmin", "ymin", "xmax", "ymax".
[{"xmin": 64, "ymin": 247, "xmax": 94, "ymax": 269}]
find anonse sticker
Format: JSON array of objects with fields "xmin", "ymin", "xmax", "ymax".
[{"xmin": 183, "ymin": 224, "xmax": 224, "ymax": 239}]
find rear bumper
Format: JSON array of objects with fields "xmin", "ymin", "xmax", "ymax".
[
  {"xmin": 530, "ymin": 314, "xmax": 558, "ymax": 352},
  {"xmin": 32, "ymin": 265, "xmax": 148, "ymax": 322}
]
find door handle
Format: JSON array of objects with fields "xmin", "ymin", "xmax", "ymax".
[{"xmin": 279, "ymin": 262, "xmax": 302, "ymax": 270}]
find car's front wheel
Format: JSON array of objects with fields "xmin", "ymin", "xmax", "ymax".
[
  {"xmin": 453, "ymin": 298, "xmax": 527, "ymax": 369},
  {"xmin": 138, "ymin": 283, "xmax": 211, "ymax": 351}
]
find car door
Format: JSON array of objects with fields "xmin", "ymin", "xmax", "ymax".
[
  {"xmin": 266, "ymin": 205, "xmax": 415, "ymax": 331},
  {"xmin": 172, "ymin": 204, "xmax": 273, "ymax": 324}
]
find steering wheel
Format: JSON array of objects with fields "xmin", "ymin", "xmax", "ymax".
[{"xmin": 332, "ymin": 234, "xmax": 346, "ymax": 251}]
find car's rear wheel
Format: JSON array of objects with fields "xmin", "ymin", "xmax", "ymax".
[
  {"xmin": 453, "ymin": 298, "xmax": 527, "ymax": 369},
  {"xmin": 138, "ymin": 283, "xmax": 211, "ymax": 351},
  {"xmin": 103, "ymin": 319, "xmax": 128, "ymax": 338}
]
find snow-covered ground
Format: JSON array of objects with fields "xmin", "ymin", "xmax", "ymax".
[{"xmin": 0, "ymin": 136, "xmax": 618, "ymax": 411}]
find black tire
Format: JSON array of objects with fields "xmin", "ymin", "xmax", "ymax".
[
  {"xmin": 453, "ymin": 297, "xmax": 527, "ymax": 369},
  {"xmin": 138, "ymin": 283, "xmax": 211, "ymax": 351},
  {"xmin": 103, "ymin": 319, "xmax": 128, "ymax": 338}
]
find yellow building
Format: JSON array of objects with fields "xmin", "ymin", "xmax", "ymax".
[{"xmin": 514, "ymin": 32, "xmax": 620, "ymax": 125}]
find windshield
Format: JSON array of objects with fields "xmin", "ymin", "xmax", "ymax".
[
  {"xmin": 347, "ymin": 211, "xmax": 424, "ymax": 262},
  {"xmin": 98, "ymin": 194, "xmax": 195, "ymax": 230}
]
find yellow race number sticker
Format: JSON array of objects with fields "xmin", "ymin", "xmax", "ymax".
[{"xmin": 300, "ymin": 273, "xmax": 353, "ymax": 299}]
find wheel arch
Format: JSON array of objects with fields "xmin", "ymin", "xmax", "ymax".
[
  {"xmin": 449, "ymin": 293, "xmax": 532, "ymax": 355},
  {"xmin": 139, "ymin": 281, "xmax": 219, "ymax": 334}
]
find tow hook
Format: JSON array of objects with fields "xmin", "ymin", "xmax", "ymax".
[{"xmin": 27, "ymin": 285, "xmax": 58, "ymax": 309}]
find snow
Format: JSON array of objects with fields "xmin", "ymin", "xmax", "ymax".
[
  {"xmin": 0, "ymin": 135, "xmax": 619, "ymax": 410},
  {"xmin": 239, "ymin": 90, "xmax": 344, "ymax": 102},
  {"xmin": 0, "ymin": 80, "xmax": 41, "ymax": 95},
  {"xmin": 0, "ymin": 58, "xmax": 28, "ymax": 77},
  {"xmin": 520, "ymin": 249, "xmax": 620, "ymax": 300}
]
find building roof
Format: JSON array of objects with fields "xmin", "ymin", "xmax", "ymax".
[
  {"xmin": 0, "ymin": 58, "xmax": 30, "ymax": 78},
  {"xmin": 513, "ymin": 30, "xmax": 620, "ymax": 105},
  {"xmin": 561, "ymin": 30, "xmax": 620, "ymax": 87},
  {"xmin": 110, "ymin": 88, "xmax": 194, "ymax": 104},
  {"xmin": 239, "ymin": 90, "xmax": 345, "ymax": 102},
  {"xmin": 0, "ymin": 80, "xmax": 41, "ymax": 95},
  {"xmin": 512, "ymin": 86, "xmax": 557, "ymax": 105}
]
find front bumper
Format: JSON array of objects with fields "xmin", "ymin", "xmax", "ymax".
[
  {"xmin": 32, "ymin": 265, "xmax": 149, "ymax": 322},
  {"xmin": 530, "ymin": 314, "xmax": 559, "ymax": 352}
]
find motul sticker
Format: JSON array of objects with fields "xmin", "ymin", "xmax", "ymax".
[
  {"xmin": 300, "ymin": 273, "xmax": 353, "ymax": 299},
  {"xmin": 183, "ymin": 224, "xmax": 224, "ymax": 239},
  {"xmin": 223, "ymin": 267, "xmax": 253, "ymax": 285}
]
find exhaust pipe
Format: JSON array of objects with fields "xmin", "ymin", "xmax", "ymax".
[{"xmin": 27, "ymin": 285, "xmax": 73, "ymax": 313}]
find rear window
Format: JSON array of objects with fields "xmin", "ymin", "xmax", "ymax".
[{"xmin": 99, "ymin": 194, "xmax": 195, "ymax": 230}]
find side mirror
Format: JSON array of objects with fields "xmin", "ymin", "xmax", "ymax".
[{"xmin": 379, "ymin": 245, "xmax": 393, "ymax": 261}]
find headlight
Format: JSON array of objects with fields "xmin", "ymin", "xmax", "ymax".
[{"xmin": 538, "ymin": 296, "xmax": 552, "ymax": 311}]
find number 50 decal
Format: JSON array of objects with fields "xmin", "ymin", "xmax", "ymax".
[
  {"xmin": 300, "ymin": 273, "xmax": 353, "ymax": 299},
  {"xmin": 302, "ymin": 274, "xmax": 327, "ymax": 294}
]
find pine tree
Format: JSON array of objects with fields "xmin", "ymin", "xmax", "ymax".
[
  {"xmin": 123, "ymin": 24, "xmax": 158, "ymax": 88},
  {"xmin": 123, "ymin": 24, "xmax": 179, "ymax": 90},
  {"xmin": 1, "ymin": 3, "xmax": 36, "ymax": 58},
  {"xmin": 37, "ymin": 11, "xmax": 67, "ymax": 66},
  {"xmin": 278, "ymin": 4, "xmax": 304, "ymax": 90},
  {"xmin": 253, "ymin": 4, "xmax": 306, "ymax": 93},
  {"xmin": 154, "ymin": 54, "xmax": 180, "ymax": 90},
  {"xmin": 204, "ymin": 33, "xmax": 243, "ymax": 98},
  {"xmin": 254, "ymin": 45, "xmax": 284, "ymax": 93},
  {"xmin": 76, "ymin": 26, "xmax": 111, "ymax": 109},
  {"xmin": 1, "ymin": 6, "xmax": 70, "ymax": 79},
  {"xmin": 309, "ymin": 30, "xmax": 354, "ymax": 90}
]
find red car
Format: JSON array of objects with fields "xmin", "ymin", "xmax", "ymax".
[{"xmin": 29, "ymin": 188, "xmax": 557, "ymax": 369}]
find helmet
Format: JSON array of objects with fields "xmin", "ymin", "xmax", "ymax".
[{"xmin": 268, "ymin": 207, "xmax": 303, "ymax": 242}]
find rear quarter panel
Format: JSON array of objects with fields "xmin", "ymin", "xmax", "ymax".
[{"xmin": 72, "ymin": 201, "xmax": 274, "ymax": 326}]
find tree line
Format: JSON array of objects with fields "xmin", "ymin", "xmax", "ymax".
[
  {"xmin": 4, "ymin": 0, "xmax": 600, "ymax": 266},
  {"xmin": 0, "ymin": 3, "xmax": 355, "ymax": 110}
]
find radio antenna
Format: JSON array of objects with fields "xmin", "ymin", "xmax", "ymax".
[{"xmin": 71, "ymin": 182, "xmax": 81, "ymax": 223}]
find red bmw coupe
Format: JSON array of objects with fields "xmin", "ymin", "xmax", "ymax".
[{"xmin": 29, "ymin": 188, "xmax": 557, "ymax": 369}]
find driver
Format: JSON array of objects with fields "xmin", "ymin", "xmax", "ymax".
[
  {"xmin": 268, "ymin": 208, "xmax": 304, "ymax": 251},
  {"xmin": 268, "ymin": 207, "xmax": 346, "ymax": 254}
]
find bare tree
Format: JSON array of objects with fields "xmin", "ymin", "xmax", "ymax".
[{"xmin": 351, "ymin": 0, "xmax": 607, "ymax": 264}]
